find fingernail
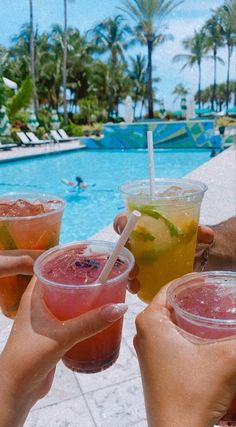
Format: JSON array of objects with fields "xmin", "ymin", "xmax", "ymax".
[{"xmin": 101, "ymin": 303, "xmax": 128, "ymax": 322}]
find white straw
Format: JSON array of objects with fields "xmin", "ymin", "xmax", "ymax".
[
  {"xmin": 97, "ymin": 210, "xmax": 141, "ymax": 283},
  {"xmin": 147, "ymin": 131, "xmax": 155, "ymax": 198}
]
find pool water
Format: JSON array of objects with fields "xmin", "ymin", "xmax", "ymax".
[{"xmin": 0, "ymin": 149, "xmax": 210, "ymax": 242}]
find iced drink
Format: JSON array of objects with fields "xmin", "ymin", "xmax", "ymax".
[
  {"xmin": 0, "ymin": 193, "xmax": 65, "ymax": 318},
  {"xmin": 120, "ymin": 179, "xmax": 207, "ymax": 303},
  {"xmin": 34, "ymin": 241, "xmax": 134, "ymax": 373},
  {"xmin": 167, "ymin": 271, "xmax": 236, "ymax": 424}
]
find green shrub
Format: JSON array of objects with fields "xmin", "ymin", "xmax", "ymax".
[
  {"xmin": 35, "ymin": 126, "xmax": 47, "ymax": 139},
  {"xmin": 12, "ymin": 111, "xmax": 29, "ymax": 126},
  {"xmin": 64, "ymin": 123, "xmax": 83, "ymax": 137},
  {"xmin": 37, "ymin": 109, "xmax": 51, "ymax": 131}
]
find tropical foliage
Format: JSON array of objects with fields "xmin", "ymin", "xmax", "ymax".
[{"xmin": 0, "ymin": 0, "xmax": 235, "ymax": 128}]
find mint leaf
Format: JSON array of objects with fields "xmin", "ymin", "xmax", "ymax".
[
  {"xmin": 132, "ymin": 227, "xmax": 155, "ymax": 242},
  {"xmin": 0, "ymin": 224, "xmax": 18, "ymax": 249},
  {"xmin": 138, "ymin": 249, "xmax": 159, "ymax": 264},
  {"xmin": 128, "ymin": 203, "xmax": 183, "ymax": 238}
]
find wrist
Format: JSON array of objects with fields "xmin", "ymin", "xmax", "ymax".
[
  {"xmin": 207, "ymin": 220, "xmax": 236, "ymax": 271},
  {"xmin": 0, "ymin": 357, "xmax": 34, "ymax": 427},
  {"xmin": 150, "ymin": 407, "xmax": 214, "ymax": 427}
]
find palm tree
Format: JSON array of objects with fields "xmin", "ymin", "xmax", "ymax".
[
  {"xmin": 173, "ymin": 30, "xmax": 213, "ymax": 109},
  {"xmin": 90, "ymin": 15, "xmax": 132, "ymax": 66},
  {"xmin": 29, "ymin": 0, "xmax": 37, "ymax": 114},
  {"xmin": 0, "ymin": 50, "xmax": 7, "ymax": 108},
  {"xmin": 172, "ymin": 83, "xmax": 189, "ymax": 104},
  {"xmin": 66, "ymin": 29, "xmax": 92, "ymax": 109},
  {"xmin": 129, "ymin": 54, "xmax": 147, "ymax": 118},
  {"xmin": 88, "ymin": 61, "xmax": 130, "ymax": 118},
  {"xmin": 120, "ymin": 0, "xmax": 183, "ymax": 118},
  {"xmin": 216, "ymin": 4, "xmax": 236, "ymax": 114},
  {"xmin": 224, "ymin": 0, "xmax": 236, "ymax": 32},
  {"xmin": 63, "ymin": 0, "xmax": 68, "ymax": 124},
  {"xmin": 203, "ymin": 15, "xmax": 224, "ymax": 110},
  {"xmin": 36, "ymin": 31, "xmax": 63, "ymax": 109}
]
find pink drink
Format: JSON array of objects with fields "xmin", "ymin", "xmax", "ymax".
[
  {"xmin": 34, "ymin": 241, "xmax": 134, "ymax": 374},
  {"xmin": 167, "ymin": 272, "xmax": 236, "ymax": 424}
]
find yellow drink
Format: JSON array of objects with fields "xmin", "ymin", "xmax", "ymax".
[{"xmin": 121, "ymin": 179, "xmax": 207, "ymax": 303}]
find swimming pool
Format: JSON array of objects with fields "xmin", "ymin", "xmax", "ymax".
[{"xmin": 0, "ymin": 149, "xmax": 211, "ymax": 242}]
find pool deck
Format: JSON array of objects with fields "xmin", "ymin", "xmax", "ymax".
[
  {"xmin": 0, "ymin": 145, "xmax": 235, "ymax": 427},
  {"xmin": 0, "ymin": 140, "xmax": 86, "ymax": 163}
]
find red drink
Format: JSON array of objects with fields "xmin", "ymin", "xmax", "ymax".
[
  {"xmin": 167, "ymin": 272, "xmax": 236, "ymax": 425},
  {"xmin": 0, "ymin": 193, "xmax": 65, "ymax": 318},
  {"xmin": 34, "ymin": 241, "xmax": 134, "ymax": 373}
]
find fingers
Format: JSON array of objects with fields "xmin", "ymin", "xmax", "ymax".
[
  {"xmin": 150, "ymin": 283, "xmax": 169, "ymax": 308},
  {"xmin": 127, "ymin": 278, "xmax": 140, "ymax": 294},
  {"xmin": 0, "ymin": 255, "xmax": 34, "ymax": 277},
  {"xmin": 62, "ymin": 303, "xmax": 128, "ymax": 351},
  {"xmin": 127, "ymin": 264, "xmax": 140, "ymax": 294},
  {"xmin": 0, "ymin": 249, "xmax": 43, "ymax": 259},
  {"xmin": 148, "ymin": 283, "xmax": 174, "ymax": 320},
  {"xmin": 113, "ymin": 212, "xmax": 128, "ymax": 235},
  {"xmin": 197, "ymin": 225, "xmax": 214, "ymax": 244}
]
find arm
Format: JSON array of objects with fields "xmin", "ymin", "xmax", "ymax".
[
  {"xmin": 195, "ymin": 217, "xmax": 236, "ymax": 272},
  {"xmin": 0, "ymin": 276, "xmax": 127, "ymax": 427},
  {"xmin": 206, "ymin": 217, "xmax": 236, "ymax": 271},
  {"xmin": 0, "ymin": 250, "xmax": 42, "ymax": 277},
  {"xmin": 134, "ymin": 285, "xmax": 236, "ymax": 427}
]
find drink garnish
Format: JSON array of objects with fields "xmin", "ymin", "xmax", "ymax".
[
  {"xmin": 0, "ymin": 224, "xmax": 18, "ymax": 249},
  {"xmin": 128, "ymin": 203, "xmax": 183, "ymax": 237},
  {"xmin": 138, "ymin": 249, "xmax": 159, "ymax": 264},
  {"xmin": 132, "ymin": 225, "xmax": 155, "ymax": 242},
  {"xmin": 75, "ymin": 259, "xmax": 100, "ymax": 270},
  {"xmin": 114, "ymin": 258, "xmax": 125, "ymax": 268}
]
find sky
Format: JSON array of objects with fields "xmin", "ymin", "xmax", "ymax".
[{"xmin": 0, "ymin": 0, "xmax": 235, "ymax": 110}]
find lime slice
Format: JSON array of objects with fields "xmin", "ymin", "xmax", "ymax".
[
  {"xmin": 46, "ymin": 232, "xmax": 59, "ymax": 249},
  {"xmin": 0, "ymin": 224, "xmax": 18, "ymax": 249},
  {"xmin": 131, "ymin": 226, "xmax": 155, "ymax": 242},
  {"xmin": 128, "ymin": 203, "xmax": 183, "ymax": 238}
]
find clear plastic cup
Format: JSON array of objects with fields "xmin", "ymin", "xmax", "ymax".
[
  {"xmin": 120, "ymin": 178, "xmax": 207, "ymax": 303},
  {"xmin": 0, "ymin": 192, "xmax": 65, "ymax": 318},
  {"xmin": 34, "ymin": 240, "xmax": 134, "ymax": 374},
  {"xmin": 167, "ymin": 271, "xmax": 236, "ymax": 424}
]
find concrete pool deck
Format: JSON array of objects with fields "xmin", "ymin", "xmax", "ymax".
[
  {"xmin": 0, "ymin": 140, "xmax": 86, "ymax": 163},
  {"xmin": 0, "ymin": 145, "xmax": 235, "ymax": 426}
]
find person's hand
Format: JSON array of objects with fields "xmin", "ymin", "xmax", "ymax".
[
  {"xmin": 134, "ymin": 284, "xmax": 236, "ymax": 427},
  {"xmin": 0, "ymin": 277, "xmax": 127, "ymax": 426},
  {"xmin": 195, "ymin": 217, "xmax": 236, "ymax": 271},
  {"xmin": 113, "ymin": 212, "xmax": 214, "ymax": 293},
  {"xmin": 0, "ymin": 250, "xmax": 42, "ymax": 277}
]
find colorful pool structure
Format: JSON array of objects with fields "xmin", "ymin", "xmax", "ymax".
[{"xmin": 82, "ymin": 120, "xmax": 220, "ymax": 149}]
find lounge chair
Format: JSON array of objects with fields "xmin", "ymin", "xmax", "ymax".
[
  {"xmin": 50, "ymin": 130, "xmax": 74, "ymax": 143},
  {"xmin": 26, "ymin": 132, "xmax": 53, "ymax": 144},
  {"xmin": 58, "ymin": 129, "xmax": 80, "ymax": 141},
  {"xmin": 50, "ymin": 130, "xmax": 64, "ymax": 143},
  {"xmin": 0, "ymin": 142, "xmax": 17, "ymax": 151},
  {"xmin": 16, "ymin": 132, "xmax": 46, "ymax": 146}
]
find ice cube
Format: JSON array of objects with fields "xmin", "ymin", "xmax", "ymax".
[
  {"xmin": 0, "ymin": 199, "xmax": 48, "ymax": 217},
  {"xmin": 157, "ymin": 186, "xmax": 184, "ymax": 197},
  {"xmin": 83, "ymin": 244, "xmax": 109, "ymax": 256}
]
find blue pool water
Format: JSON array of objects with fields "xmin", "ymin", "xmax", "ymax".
[{"xmin": 0, "ymin": 149, "xmax": 210, "ymax": 242}]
